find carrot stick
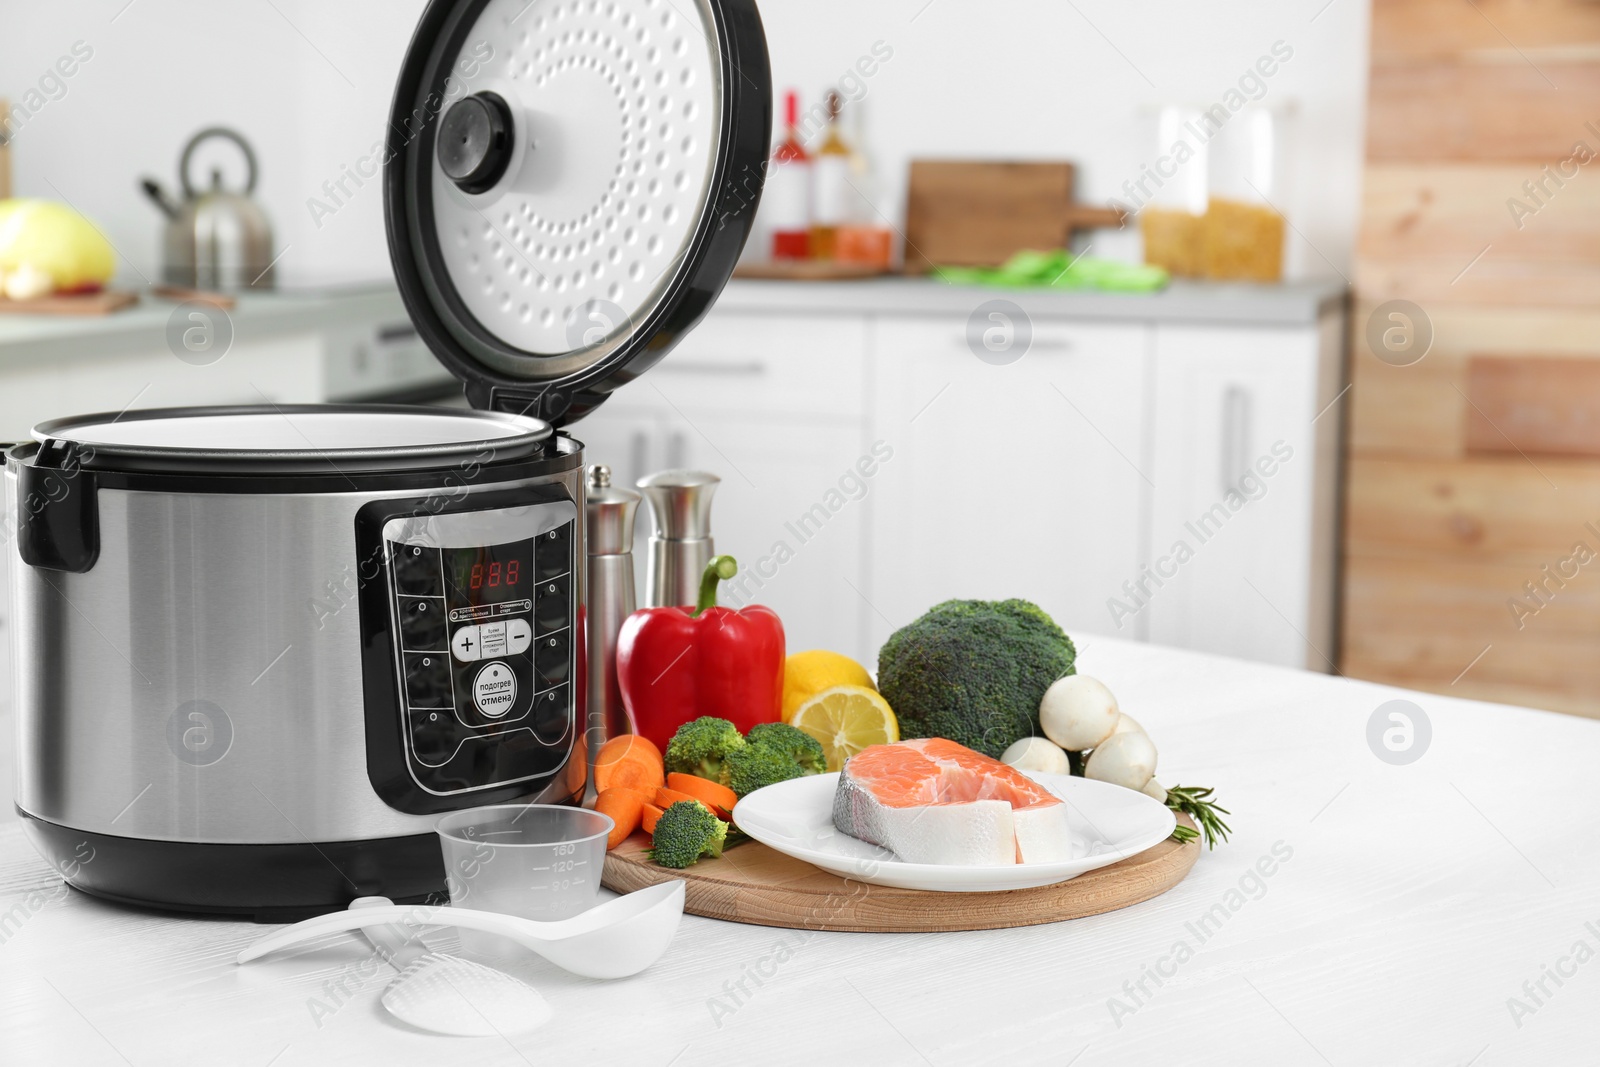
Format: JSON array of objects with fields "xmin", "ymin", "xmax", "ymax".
[
  {"xmin": 665, "ymin": 773, "xmax": 738, "ymax": 816},
  {"xmin": 640, "ymin": 802, "xmax": 666, "ymax": 836},
  {"xmin": 595, "ymin": 787, "xmax": 650, "ymax": 850},
  {"xmin": 595, "ymin": 734, "xmax": 664, "ymax": 794}
]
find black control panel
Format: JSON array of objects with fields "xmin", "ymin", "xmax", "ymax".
[{"xmin": 385, "ymin": 521, "xmax": 575, "ymax": 795}]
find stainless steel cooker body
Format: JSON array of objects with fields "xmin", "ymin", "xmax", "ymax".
[{"xmin": 6, "ymin": 424, "xmax": 587, "ymax": 917}]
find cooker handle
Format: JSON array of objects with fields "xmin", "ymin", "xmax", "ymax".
[{"xmin": 16, "ymin": 440, "xmax": 99, "ymax": 574}]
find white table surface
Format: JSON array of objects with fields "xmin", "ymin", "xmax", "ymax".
[{"xmin": 1, "ymin": 634, "xmax": 1592, "ymax": 1066}]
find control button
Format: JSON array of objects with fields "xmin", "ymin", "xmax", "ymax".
[
  {"xmin": 408, "ymin": 707, "xmax": 459, "ymax": 767},
  {"xmin": 507, "ymin": 618, "xmax": 532, "ymax": 655},
  {"xmin": 474, "ymin": 661, "xmax": 518, "ymax": 718},
  {"xmin": 536, "ymin": 630, "xmax": 570, "ymax": 687},
  {"xmin": 391, "ymin": 543, "xmax": 443, "ymax": 597},
  {"xmin": 451, "ymin": 625, "xmax": 481, "ymax": 663},
  {"xmin": 404, "ymin": 652, "xmax": 453, "ymax": 709},
  {"xmin": 399, "ymin": 596, "xmax": 447, "ymax": 650},
  {"xmin": 535, "ymin": 573, "xmax": 570, "ymax": 632},
  {"xmin": 535, "ymin": 522, "xmax": 572, "ymax": 580},
  {"xmin": 479, "ymin": 620, "xmax": 509, "ymax": 658},
  {"xmin": 532, "ymin": 684, "xmax": 570, "ymax": 745}
]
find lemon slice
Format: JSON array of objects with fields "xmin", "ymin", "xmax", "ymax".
[{"xmin": 790, "ymin": 685, "xmax": 899, "ymax": 772}]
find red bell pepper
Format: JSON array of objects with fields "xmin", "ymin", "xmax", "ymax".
[{"xmin": 615, "ymin": 556, "xmax": 785, "ymax": 751}]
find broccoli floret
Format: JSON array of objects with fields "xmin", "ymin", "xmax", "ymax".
[
  {"xmin": 877, "ymin": 598, "xmax": 1077, "ymax": 759},
  {"xmin": 721, "ymin": 743, "xmax": 808, "ymax": 797},
  {"xmin": 745, "ymin": 722, "xmax": 827, "ymax": 775},
  {"xmin": 649, "ymin": 800, "xmax": 728, "ymax": 868},
  {"xmin": 664, "ymin": 717, "xmax": 746, "ymax": 781}
]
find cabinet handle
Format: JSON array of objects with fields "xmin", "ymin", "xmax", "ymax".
[
  {"xmin": 654, "ymin": 360, "xmax": 767, "ymax": 376},
  {"xmin": 1220, "ymin": 385, "xmax": 1252, "ymax": 495},
  {"xmin": 952, "ymin": 336, "xmax": 1074, "ymax": 354}
]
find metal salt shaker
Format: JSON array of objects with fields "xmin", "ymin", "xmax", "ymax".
[
  {"xmin": 585, "ymin": 465, "xmax": 641, "ymax": 767},
  {"xmin": 637, "ymin": 469, "xmax": 720, "ymax": 608}
]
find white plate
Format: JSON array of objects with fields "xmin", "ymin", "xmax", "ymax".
[{"xmin": 732, "ymin": 771, "xmax": 1176, "ymax": 893}]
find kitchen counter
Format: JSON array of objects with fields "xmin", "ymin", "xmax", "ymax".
[
  {"xmin": 0, "ymin": 635, "xmax": 1586, "ymax": 1065},
  {"xmin": 717, "ymin": 277, "xmax": 1346, "ymax": 326},
  {"xmin": 0, "ymin": 285, "xmax": 413, "ymax": 369},
  {"xmin": 0, "ymin": 277, "xmax": 1345, "ymax": 375}
]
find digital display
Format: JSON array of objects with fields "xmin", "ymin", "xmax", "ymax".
[{"xmin": 444, "ymin": 539, "xmax": 533, "ymax": 607}]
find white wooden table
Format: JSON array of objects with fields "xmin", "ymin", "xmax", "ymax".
[{"xmin": 1, "ymin": 635, "xmax": 1592, "ymax": 1065}]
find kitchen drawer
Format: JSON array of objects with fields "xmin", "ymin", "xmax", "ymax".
[{"xmin": 612, "ymin": 311, "xmax": 867, "ymax": 418}]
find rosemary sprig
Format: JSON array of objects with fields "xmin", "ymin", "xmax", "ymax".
[{"xmin": 1164, "ymin": 784, "xmax": 1231, "ymax": 849}]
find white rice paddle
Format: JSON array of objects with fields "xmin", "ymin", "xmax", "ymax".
[
  {"xmin": 347, "ymin": 896, "xmax": 552, "ymax": 1038},
  {"xmin": 237, "ymin": 880, "xmax": 685, "ymax": 982}
]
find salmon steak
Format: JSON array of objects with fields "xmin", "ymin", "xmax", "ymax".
[{"xmin": 832, "ymin": 738, "xmax": 1073, "ymax": 865}]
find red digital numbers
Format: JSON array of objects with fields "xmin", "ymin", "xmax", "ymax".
[{"xmin": 469, "ymin": 556, "xmax": 520, "ymax": 592}]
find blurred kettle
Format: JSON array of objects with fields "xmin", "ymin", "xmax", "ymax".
[{"xmin": 141, "ymin": 127, "xmax": 275, "ymax": 291}]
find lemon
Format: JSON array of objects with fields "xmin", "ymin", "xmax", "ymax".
[
  {"xmin": 790, "ymin": 685, "xmax": 899, "ymax": 771},
  {"xmin": 782, "ymin": 650, "xmax": 874, "ymax": 723}
]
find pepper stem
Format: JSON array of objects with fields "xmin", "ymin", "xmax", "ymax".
[{"xmin": 693, "ymin": 555, "xmax": 738, "ymax": 616}]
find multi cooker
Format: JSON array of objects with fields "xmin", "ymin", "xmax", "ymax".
[{"xmin": 4, "ymin": 0, "xmax": 769, "ymax": 919}]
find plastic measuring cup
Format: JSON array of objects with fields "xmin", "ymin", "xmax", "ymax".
[{"xmin": 436, "ymin": 805, "xmax": 613, "ymax": 956}]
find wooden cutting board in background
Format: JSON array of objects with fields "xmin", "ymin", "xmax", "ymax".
[{"xmin": 901, "ymin": 160, "xmax": 1124, "ymax": 274}]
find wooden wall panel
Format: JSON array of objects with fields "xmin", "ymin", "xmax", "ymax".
[
  {"xmin": 1356, "ymin": 166, "xmax": 1600, "ymax": 307},
  {"xmin": 1343, "ymin": 553, "xmax": 1600, "ymax": 716},
  {"xmin": 1348, "ymin": 304, "xmax": 1600, "ymax": 457},
  {"xmin": 1372, "ymin": 0, "xmax": 1600, "ymax": 63},
  {"xmin": 1367, "ymin": 63, "xmax": 1600, "ymax": 163},
  {"xmin": 1345, "ymin": 456, "xmax": 1600, "ymax": 561}
]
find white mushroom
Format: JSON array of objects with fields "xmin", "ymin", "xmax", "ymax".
[
  {"xmin": 1109, "ymin": 714, "xmax": 1144, "ymax": 738},
  {"xmin": 1039, "ymin": 675, "xmax": 1120, "ymax": 751},
  {"xmin": 1140, "ymin": 778, "xmax": 1168, "ymax": 804},
  {"xmin": 1084, "ymin": 730, "xmax": 1159, "ymax": 791},
  {"xmin": 1000, "ymin": 736, "xmax": 1071, "ymax": 775}
]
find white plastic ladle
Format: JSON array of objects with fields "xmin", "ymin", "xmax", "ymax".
[
  {"xmin": 349, "ymin": 896, "xmax": 553, "ymax": 1037},
  {"xmin": 237, "ymin": 880, "xmax": 685, "ymax": 980}
]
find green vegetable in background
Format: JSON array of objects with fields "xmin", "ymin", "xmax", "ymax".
[
  {"xmin": 935, "ymin": 249, "xmax": 1169, "ymax": 293},
  {"xmin": 663, "ymin": 717, "xmax": 746, "ymax": 782},
  {"xmin": 744, "ymin": 722, "xmax": 827, "ymax": 776},
  {"xmin": 878, "ymin": 599, "xmax": 1077, "ymax": 760},
  {"xmin": 647, "ymin": 800, "xmax": 728, "ymax": 869}
]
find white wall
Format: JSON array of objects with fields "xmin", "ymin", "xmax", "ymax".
[
  {"xmin": 0, "ymin": 0, "xmax": 426, "ymax": 288},
  {"xmin": 0, "ymin": 1, "xmax": 1368, "ymax": 289}
]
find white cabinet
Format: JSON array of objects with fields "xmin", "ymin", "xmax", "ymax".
[
  {"xmin": 865, "ymin": 316, "xmax": 1152, "ymax": 656},
  {"xmin": 576, "ymin": 311, "xmax": 874, "ymax": 661},
  {"xmin": 578, "ymin": 294, "xmax": 1344, "ymax": 674},
  {"xmin": 1145, "ymin": 321, "xmax": 1343, "ymax": 669}
]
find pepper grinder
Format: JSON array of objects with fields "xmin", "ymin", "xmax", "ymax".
[
  {"xmin": 637, "ymin": 469, "xmax": 720, "ymax": 608},
  {"xmin": 586, "ymin": 465, "xmax": 641, "ymax": 760}
]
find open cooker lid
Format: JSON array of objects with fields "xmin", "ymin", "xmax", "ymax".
[
  {"xmin": 385, "ymin": 0, "xmax": 772, "ymax": 426},
  {"xmin": 31, "ymin": 405, "xmax": 552, "ymax": 474}
]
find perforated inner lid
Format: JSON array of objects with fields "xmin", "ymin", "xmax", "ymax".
[
  {"xmin": 434, "ymin": 0, "xmax": 721, "ymax": 362},
  {"xmin": 384, "ymin": 0, "xmax": 771, "ymax": 424}
]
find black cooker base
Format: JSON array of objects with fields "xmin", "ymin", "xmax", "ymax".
[{"xmin": 17, "ymin": 809, "xmax": 448, "ymax": 923}]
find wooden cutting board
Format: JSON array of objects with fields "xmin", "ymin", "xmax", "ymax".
[
  {"xmin": 0, "ymin": 290, "xmax": 140, "ymax": 315},
  {"xmin": 601, "ymin": 815, "xmax": 1198, "ymax": 933},
  {"xmin": 901, "ymin": 160, "xmax": 1125, "ymax": 275}
]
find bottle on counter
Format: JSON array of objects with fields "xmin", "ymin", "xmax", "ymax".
[
  {"xmin": 766, "ymin": 90, "xmax": 812, "ymax": 261},
  {"xmin": 809, "ymin": 91, "xmax": 851, "ymax": 261},
  {"xmin": 637, "ymin": 469, "xmax": 720, "ymax": 609},
  {"xmin": 586, "ymin": 465, "xmax": 641, "ymax": 770}
]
